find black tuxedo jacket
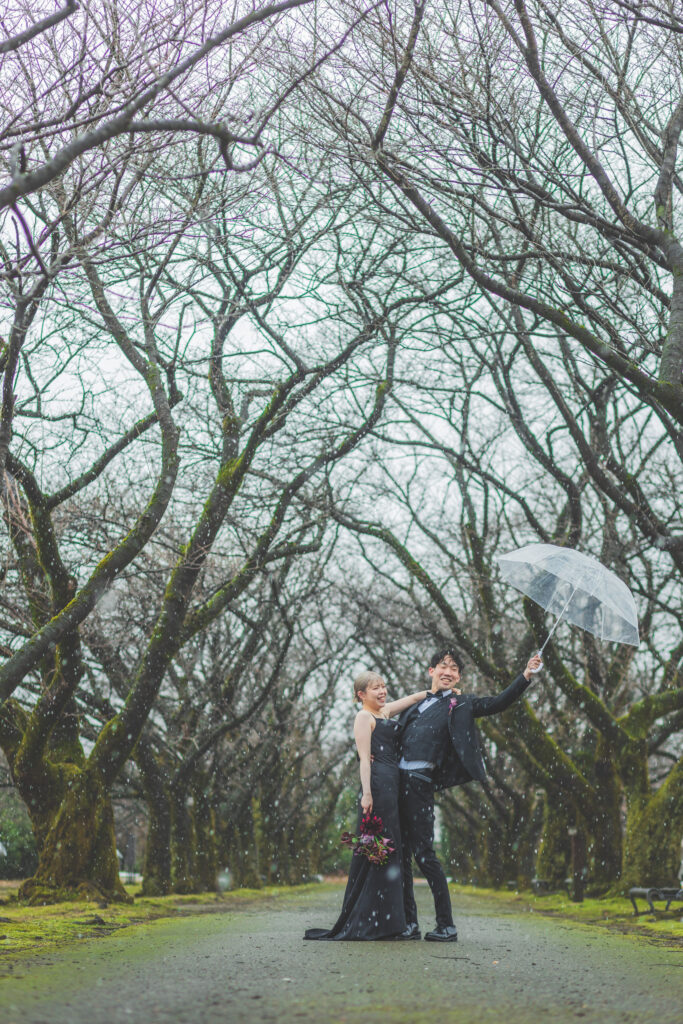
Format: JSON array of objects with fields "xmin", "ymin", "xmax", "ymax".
[{"xmin": 399, "ymin": 673, "xmax": 531, "ymax": 792}]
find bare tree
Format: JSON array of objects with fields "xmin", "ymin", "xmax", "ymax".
[
  {"xmin": 289, "ymin": 0, "xmax": 683, "ymax": 889},
  {"xmin": 308, "ymin": 1, "xmax": 683, "ymax": 427},
  {"xmin": 0, "ymin": 0, "xmax": 320, "ymax": 210},
  {"xmin": 0, "ymin": 90, "xmax": 454, "ymax": 898},
  {"xmin": 324, "ymin": 327, "xmax": 682, "ymax": 887}
]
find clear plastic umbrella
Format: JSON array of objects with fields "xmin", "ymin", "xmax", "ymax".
[{"xmin": 496, "ymin": 543, "xmax": 639, "ymax": 669}]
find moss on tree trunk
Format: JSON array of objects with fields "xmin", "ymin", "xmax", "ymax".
[
  {"xmin": 2, "ymin": 698, "xmax": 127, "ymax": 904},
  {"xmin": 621, "ymin": 759, "xmax": 683, "ymax": 890},
  {"xmin": 18, "ymin": 764, "xmax": 130, "ymax": 904},
  {"xmin": 586, "ymin": 800, "xmax": 622, "ymax": 893},
  {"xmin": 170, "ymin": 786, "xmax": 198, "ymax": 894},
  {"xmin": 136, "ymin": 742, "xmax": 172, "ymax": 897},
  {"xmin": 218, "ymin": 807, "xmax": 262, "ymax": 888},
  {"xmin": 192, "ymin": 777, "xmax": 217, "ymax": 892},
  {"xmin": 140, "ymin": 794, "xmax": 172, "ymax": 897},
  {"xmin": 583, "ymin": 741, "xmax": 623, "ymax": 893},
  {"xmin": 535, "ymin": 796, "xmax": 571, "ymax": 887}
]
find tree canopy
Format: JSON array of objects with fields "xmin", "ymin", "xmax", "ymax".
[{"xmin": 0, "ymin": 0, "xmax": 680, "ymax": 899}]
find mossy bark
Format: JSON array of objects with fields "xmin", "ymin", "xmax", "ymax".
[
  {"xmin": 140, "ymin": 792, "xmax": 172, "ymax": 897},
  {"xmin": 18, "ymin": 764, "xmax": 129, "ymax": 904},
  {"xmin": 479, "ymin": 823, "xmax": 505, "ymax": 886},
  {"xmin": 136, "ymin": 741, "xmax": 172, "ymax": 897},
  {"xmin": 217, "ymin": 804, "xmax": 262, "ymax": 888},
  {"xmin": 192, "ymin": 777, "xmax": 217, "ymax": 892},
  {"xmin": 270, "ymin": 823, "xmax": 311, "ymax": 885},
  {"xmin": 621, "ymin": 757, "xmax": 683, "ymax": 889},
  {"xmin": 439, "ymin": 797, "xmax": 482, "ymax": 883},
  {"xmin": 474, "ymin": 812, "xmax": 509, "ymax": 886},
  {"xmin": 535, "ymin": 796, "xmax": 571, "ymax": 887},
  {"xmin": 586, "ymin": 746, "xmax": 622, "ymax": 892},
  {"xmin": 2, "ymin": 697, "xmax": 127, "ymax": 903},
  {"xmin": 170, "ymin": 786, "xmax": 198, "ymax": 894},
  {"xmin": 139, "ymin": 782, "xmax": 172, "ymax": 897}
]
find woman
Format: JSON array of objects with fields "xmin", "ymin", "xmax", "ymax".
[{"xmin": 304, "ymin": 671, "xmax": 429, "ymax": 941}]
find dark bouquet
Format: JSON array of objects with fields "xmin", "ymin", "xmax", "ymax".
[{"xmin": 340, "ymin": 813, "xmax": 395, "ymax": 866}]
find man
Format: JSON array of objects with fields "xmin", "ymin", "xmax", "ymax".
[{"xmin": 398, "ymin": 647, "xmax": 541, "ymax": 942}]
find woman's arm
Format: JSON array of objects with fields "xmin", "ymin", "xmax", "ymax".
[
  {"xmin": 384, "ymin": 690, "xmax": 429, "ymax": 717},
  {"xmin": 353, "ymin": 710, "xmax": 374, "ymax": 814},
  {"xmin": 385, "ymin": 687, "xmax": 462, "ymax": 717}
]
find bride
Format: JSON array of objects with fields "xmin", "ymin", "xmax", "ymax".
[{"xmin": 304, "ymin": 671, "xmax": 429, "ymax": 941}]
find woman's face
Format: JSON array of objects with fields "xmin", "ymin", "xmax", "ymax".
[{"xmin": 361, "ymin": 678, "xmax": 387, "ymax": 708}]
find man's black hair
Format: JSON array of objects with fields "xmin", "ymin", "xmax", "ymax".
[{"xmin": 429, "ymin": 646, "xmax": 464, "ymax": 672}]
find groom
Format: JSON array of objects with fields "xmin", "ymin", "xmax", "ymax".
[{"xmin": 398, "ymin": 647, "xmax": 541, "ymax": 942}]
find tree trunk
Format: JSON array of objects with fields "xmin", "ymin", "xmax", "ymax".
[
  {"xmin": 586, "ymin": 744, "xmax": 623, "ymax": 893},
  {"xmin": 439, "ymin": 796, "xmax": 486, "ymax": 884},
  {"xmin": 141, "ymin": 797, "xmax": 172, "ymax": 897},
  {"xmin": 480, "ymin": 808, "xmax": 538, "ymax": 889},
  {"xmin": 278, "ymin": 820, "xmax": 313, "ymax": 884},
  {"xmin": 479, "ymin": 816, "xmax": 509, "ymax": 887},
  {"xmin": 218, "ymin": 804, "xmax": 261, "ymax": 888},
  {"xmin": 170, "ymin": 785, "xmax": 197, "ymax": 893},
  {"xmin": 18, "ymin": 763, "xmax": 129, "ymax": 903},
  {"xmin": 141, "ymin": 778, "xmax": 172, "ymax": 892},
  {"xmin": 621, "ymin": 758, "xmax": 683, "ymax": 890},
  {"xmin": 535, "ymin": 794, "xmax": 571, "ymax": 888},
  {"xmin": 136, "ymin": 741, "xmax": 172, "ymax": 897},
  {"xmin": 192, "ymin": 776, "xmax": 217, "ymax": 893},
  {"xmin": 251, "ymin": 790, "xmax": 267, "ymax": 884},
  {"xmin": 1, "ymin": 697, "xmax": 128, "ymax": 903}
]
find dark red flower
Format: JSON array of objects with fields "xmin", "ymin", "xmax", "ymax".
[
  {"xmin": 339, "ymin": 818, "xmax": 394, "ymax": 866},
  {"xmin": 360, "ymin": 813, "xmax": 384, "ymax": 836}
]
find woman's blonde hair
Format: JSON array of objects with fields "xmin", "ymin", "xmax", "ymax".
[{"xmin": 353, "ymin": 670, "xmax": 385, "ymax": 704}]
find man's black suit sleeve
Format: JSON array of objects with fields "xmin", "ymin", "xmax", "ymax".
[{"xmin": 470, "ymin": 673, "xmax": 531, "ymax": 718}]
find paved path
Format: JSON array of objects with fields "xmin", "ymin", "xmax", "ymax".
[{"xmin": 1, "ymin": 885, "xmax": 681, "ymax": 1024}]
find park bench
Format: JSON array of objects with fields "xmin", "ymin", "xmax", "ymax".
[
  {"xmin": 629, "ymin": 886, "xmax": 683, "ymax": 915},
  {"xmin": 531, "ymin": 877, "xmax": 575, "ymax": 897}
]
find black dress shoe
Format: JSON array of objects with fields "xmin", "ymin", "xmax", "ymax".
[
  {"xmin": 400, "ymin": 922, "xmax": 421, "ymax": 940},
  {"xmin": 424, "ymin": 924, "xmax": 458, "ymax": 942}
]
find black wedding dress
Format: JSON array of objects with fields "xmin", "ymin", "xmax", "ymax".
[{"xmin": 304, "ymin": 717, "xmax": 406, "ymax": 940}]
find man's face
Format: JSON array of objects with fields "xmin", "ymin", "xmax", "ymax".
[{"xmin": 428, "ymin": 656, "xmax": 461, "ymax": 692}]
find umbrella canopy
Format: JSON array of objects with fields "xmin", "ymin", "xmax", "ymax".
[{"xmin": 496, "ymin": 543, "xmax": 639, "ymax": 647}]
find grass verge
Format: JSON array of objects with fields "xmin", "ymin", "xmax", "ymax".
[
  {"xmin": 450, "ymin": 883, "xmax": 683, "ymax": 944},
  {"xmin": 0, "ymin": 881, "xmax": 331, "ymax": 964},
  {"xmin": 0, "ymin": 878, "xmax": 679, "ymax": 966}
]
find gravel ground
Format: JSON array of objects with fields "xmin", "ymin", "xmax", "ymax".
[{"xmin": 0, "ymin": 884, "xmax": 681, "ymax": 1024}]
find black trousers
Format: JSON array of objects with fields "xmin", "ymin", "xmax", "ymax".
[{"xmin": 399, "ymin": 772, "xmax": 453, "ymax": 929}]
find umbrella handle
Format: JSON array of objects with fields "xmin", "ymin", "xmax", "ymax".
[{"xmin": 529, "ymin": 650, "xmax": 544, "ymax": 673}]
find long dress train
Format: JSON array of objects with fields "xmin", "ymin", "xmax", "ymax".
[{"xmin": 304, "ymin": 717, "xmax": 406, "ymax": 940}]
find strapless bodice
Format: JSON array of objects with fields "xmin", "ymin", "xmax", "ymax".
[{"xmin": 371, "ymin": 716, "xmax": 401, "ymax": 766}]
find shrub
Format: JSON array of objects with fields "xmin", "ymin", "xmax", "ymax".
[{"xmin": 0, "ymin": 812, "xmax": 38, "ymax": 879}]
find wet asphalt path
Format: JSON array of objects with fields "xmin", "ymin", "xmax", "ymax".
[{"xmin": 0, "ymin": 885, "xmax": 681, "ymax": 1024}]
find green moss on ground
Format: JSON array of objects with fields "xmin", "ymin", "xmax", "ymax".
[
  {"xmin": 0, "ymin": 881, "xmax": 330, "ymax": 960},
  {"xmin": 451, "ymin": 883, "xmax": 683, "ymax": 944},
  {"xmin": 0, "ymin": 878, "xmax": 679, "ymax": 964}
]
